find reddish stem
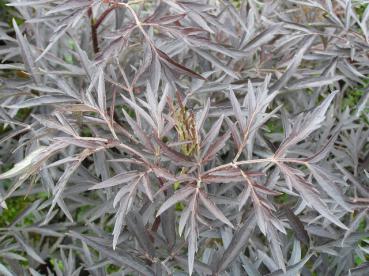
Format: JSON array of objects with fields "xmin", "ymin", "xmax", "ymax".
[
  {"xmin": 94, "ymin": 5, "xmax": 118, "ymax": 29},
  {"xmin": 88, "ymin": 7, "xmax": 99, "ymax": 54},
  {"xmin": 150, "ymin": 176, "xmax": 167, "ymax": 235}
]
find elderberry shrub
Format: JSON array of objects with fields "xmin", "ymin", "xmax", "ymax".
[{"xmin": 0, "ymin": 1, "xmax": 368, "ymax": 275}]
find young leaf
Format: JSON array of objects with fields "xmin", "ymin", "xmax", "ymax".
[{"xmin": 0, "ymin": 147, "xmax": 46, "ymax": 179}]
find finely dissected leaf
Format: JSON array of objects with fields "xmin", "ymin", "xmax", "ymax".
[
  {"xmin": 342, "ymin": 208, "xmax": 368, "ymax": 245},
  {"xmin": 198, "ymin": 192, "xmax": 234, "ymax": 228},
  {"xmin": 195, "ymin": 98, "xmax": 210, "ymax": 132},
  {"xmin": 203, "ymin": 130, "xmax": 231, "ymax": 162},
  {"xmin": 160, "ymin": 191, "xmax": 177, "ymax": 248},
  {"xmin": 229, "ymin": 88, "xmax": 246, "ymax": 133},
  {"xmin": 33, "ymin": 114, "xmax": 78, "ymax": 136},
  {"xmin": 48, "ymin": 156, "xmax": 87, "ymax": 223},
  {"xmin": 188, "ymin": 37, "xmax": 245, "ymax": 58},
  {"xmin": 225, "ymin": 116, "xmax": 242, "ymax": 150},
  {"xmin": 6, "ymin": 96, "xmax": 78, "ymax": 108},
  {"xmin": 7, "ymin": 0, "xmax": 55, "ymax": 6},
  {"xmin": 154, "ymin": 136, "xmax": 195, "ymax": 166},
  {"xmin": 303, "ymin": 132, "xmax": 339, "ymax": 163},
  {"xmin": 112, "ymin": 199, "xmax": 129, "ymax": 249},
  {"xmin": 121, "ymin": 95, "xmax": 156, "ymax": 129},
  {"xmin": 70, "ymin": 232, "xmax": 155, "ymax": 276},
  {"xmin": 149, "ymin": 53, "xmax": 161, "ymax": 95},
  {"xmin": 255, "ymin": 200, "xmax": 269, "ymax": 235},
  {"xmin": 193, "ymin": 48, "xmax": 239, "ymax": 78},
  {"xmin": 12, "ymin": 19, "xmax": 40, "ymax": 84},
  {"xmin": 36, "ymin": 24, "xmax": 69, "ymax": 62},
  {"xmin": 265, "ymin": 253, "xmax": 312, "ymax": 276},
  {"xmin": 142, "ymin": 174, "xmax": 153, "ymax": 201},
  {"xmin": 201, "ymin": 114, "xmax": 224, "ymax": 152},
  {"xmin": 0, "ymin": 0, "xmax": 367, "ymax": 274},
  {"xmin": 179, "ymin": 203, "xmax": 192, "ymax": 237},
  {"xmin": 13, "ymin": 232, "xmax": 45, "ymax": 264},
  {"xmin": 97, "ymin": 69, "xmax": 106, "ymax": 112},
  {"xmin": 122, "ymin": 108, "xmax": 154, "ymax": 151},
  {"xmin": 269, "ymin": 228, "xmax": 285, "ymax": 272},
  {"xmin": 280, "ymin": 164, "xmax": 348, "ymax": 230},
  {"xmin": 112, "ymin": 175, "xmax": 141, "ymax": 208},
  {"xmin": 280, "ymin": 205, "xmax": 310, "ymax": 245},
  {"xmin": 45, "ymin": 0, "xmax": 90, "ymax": 15},
  {"xmin": 216, "ymin": 215, "xmax": 256, "ymax": 273},
  {"xmin": 336, "ymin": 163, "xmax": 369, "ymax": 198},
  {"xmin": 241, "ymin": 255, "xmax": 262, "ymax": 276},
  {"xmin": 269, "ymin": 35, "xmax": 316, "ymax": 92},
  {"xmin": 243, "ymin": 23, "xmax": 283, "ymax": 52},
  {"xmin": 288, "ymin": 239, "xmax": 301, "ymax": 266},
  {"xmin": 287, "ymin": 75, "xmax": 344, "ymax": 90},
  {"xmin": 308, "ymin": 164, "xmax": 352, "ymax": 211},
  {"xmin": 126, "ymin": 211, "xmax": 155, "ymax": 257},
  {"xmin": 156, "ymin": 48, "xmax": 206, "ymax": 80},
  {"xmin": 89, "ymin": 171, "xmax": 139, "ymax": 190},
  {"xmin": 238, "ymin": 184, "xmax": 251, "ymax": 210},
  {"xmin": 275, "ymin": 91, "xmax": 338, "ymax": 157},
  {"xmin": 174, "ymin": 255, "xmax": 212, "ymax": 275},
  {"xmin": 156, "ymin": 187, "xmax": 195, "ymax": 216}
]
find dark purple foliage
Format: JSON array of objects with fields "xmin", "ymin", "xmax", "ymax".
[{"xmin": 0, "ymin": 0, "xmax": 368, "ymax": 275}]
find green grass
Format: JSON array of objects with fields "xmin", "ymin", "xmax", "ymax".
[
  {"xmin": 342, "ymin": 84, "xmax": 369, "ymax": 125},
  {"xmin": 107, "ymin": 264, "xmax": 120, "ymax": 273},
  {"xmin": 0, "ymin": 195, "xmax": 35, "ymax": 227},
  {"xmin": 0, "ymin": 0, "xmax": 24, "ymax": 26},
  {"xmin": 355, "ymin": 2, "xmax": 368, "ymax": 20},
  {"xmin": 355, "ymin": 255, "xmax": 365, "ymax": 266},
  {"xmin": 175, "ymin": 202, "xmax": 185, "ymax": 211},
  {"xmin": 266, "ymin": 119, "xmax": 283, "ymax": 134},
  {"xmin": 342, "ymin": 89, "xmax": 365, "ymax": 110},
  {"xmin": 274, "ymin": 192, "xmax": 290, "ymax": 205}
]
